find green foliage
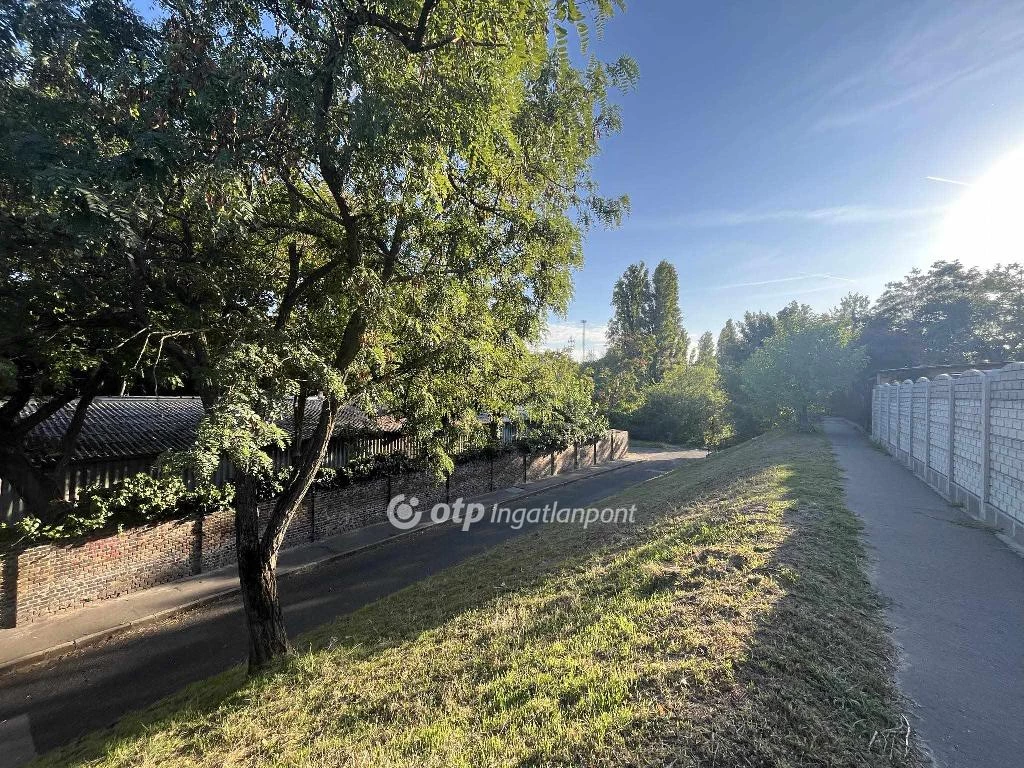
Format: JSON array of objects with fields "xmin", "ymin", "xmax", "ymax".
[
  {"xmin": 692, "ymin": 331, "xmax": 716, "ymax": 367},
  {"xmin": 651, "ymin": 260, "xmax": 688, "ymax": 377},
  {"xmin": 514, "ymin": 351, "xmax": 608, "ymax": 451},
  {"xmin": 861, "ymin": 260, "xmax": 1009, "ymax": 369},
  {"xmin": 740, "ymin": 321, "xmax": 867, "ymax": 429},
  {"xmin": 1, "ymin": 0, "xmax": 636, "ymax": 531},
  {"xmin": 0, "ymin": 474, "xmax": 233, "ymax": 547},
  {"xmin": 625, "ymin": 361, "xmax": 732, "ymax": 447}
]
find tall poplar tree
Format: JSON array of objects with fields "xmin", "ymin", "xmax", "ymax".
[{"xmin": 651, "ymin": 260, "xmax": 687, "ymax": 378}]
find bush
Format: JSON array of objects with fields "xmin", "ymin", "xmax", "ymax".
[
  {"xmin": 0, "ymin": 474, "xmax": 234, "ymax": 548},
  {"xmin": 625, "ymin": 363, "xmax": 732, "ymax": 447}
]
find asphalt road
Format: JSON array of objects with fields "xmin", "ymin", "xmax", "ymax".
[{"xmin": 0, "ymin": 452, "xmax": 696, "ymax": 760}]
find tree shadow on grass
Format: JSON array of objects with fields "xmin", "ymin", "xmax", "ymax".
[{"xmin": 41, "ymin": 432, "xmax": 921, "ymax": 767}]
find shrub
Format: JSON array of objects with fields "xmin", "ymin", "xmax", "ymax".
[
  {"xmin": 0, "ymin": 474, "xmax": 234, "ymax": 548},
  {"xmin": 625, "ymin": 363, "xmax": 732, "ymax": 447}
]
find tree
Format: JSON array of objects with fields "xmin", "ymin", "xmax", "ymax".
[
  {"xmin": 740, "ymin": 322, "xmax": 866, "ymax": 430},
  {"xmin": 0, "ymin": 0, "xmax": 165, "ymax": 520},
  {"xmin": 716, "ymin": 319, "xmax": 741, "ymax": 367},
  {"xmin": 625, "ymin": 363, "xmax": 731, "ymax": 447},
  {"xmin": 587, "ymin": 334, "xmax": 654, "ymax": 420},
  {"xmin": 863, "ymin": 261, "xmax": 995, "ymax": 369},
  {"xmin": 983, "ymin": 264, "xmax": 1024, "ymax": 360},
  {"xmin": 692, "ymin": 331, "xmax": 715, "ymax": 367},
  {"xmin": 144, "ymin": 0, "xmax": 635, "ymax": 670},
  {"xmin": 607, "ymin": 262, "xmax": 654, "ymax": 344},
  {"xmin": 514, "ymin": 351, "xmax": 607, "ymax": 449},
  {"xmin": 651, "ymin": 260, "xmax": 688, "ymax": 377}
]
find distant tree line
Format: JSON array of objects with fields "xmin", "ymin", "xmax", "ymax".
[{"xmin": 588, "ymin": 257, "xmax": 1020, "ymax": 443}]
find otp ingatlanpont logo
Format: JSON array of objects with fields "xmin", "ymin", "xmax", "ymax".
[{"xmin": 386, "ymin": 494, "xmax": 422, "ymax": 530}]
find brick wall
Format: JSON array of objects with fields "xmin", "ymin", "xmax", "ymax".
[
  {"xmin": 554, "ymin": 445, "xmax": 576, "ymax": 474},
  {"xmin": 1, "ymin": 430, "xmax": 628, "ymax": 627}
]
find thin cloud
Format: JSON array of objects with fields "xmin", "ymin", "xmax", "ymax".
[
  {"xmin": 670, "ymin": 205, "xmax": 944, "ymax": 229},
  {"xmin": 926, "ymin": 175, "xmax": 971, "ymax": 187},
  {"xmin": 684, "ymin": 273, "xmax": 856, "ymax": 294},
  {"xmin": 812, "ymin": 2, "xmax": 1024, "ymax": 130}
]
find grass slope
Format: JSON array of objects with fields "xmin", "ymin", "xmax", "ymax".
[{"xmin": 42, "ymin": 430, "xmax": 924, "ymax": 767}]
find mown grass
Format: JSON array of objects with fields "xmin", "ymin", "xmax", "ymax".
[{"xmin": 39, "ymin": 430, "xmax": 924, "ymax": 767}]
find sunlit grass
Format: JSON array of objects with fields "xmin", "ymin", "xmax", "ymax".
[{"xmin": 39, "ymin": 431, "xmax": 923, "ymax": 767}]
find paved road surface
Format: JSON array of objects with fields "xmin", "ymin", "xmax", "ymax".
[
  {"xmin": 825, "ymin": 419, "xmax": 1024, "ymax": 768},
  {"xmin": 0, "ymin": 450, "xmax": 698, "ymax": 761}
]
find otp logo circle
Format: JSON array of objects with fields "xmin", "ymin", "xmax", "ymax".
[{"xmin": 386, "ymin": 494, "xmax": 422, "ymax": 530}]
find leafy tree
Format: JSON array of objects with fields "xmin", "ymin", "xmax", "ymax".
[
  {"xmin": 863, "ymin": 260, "xmax": 995, "ymax": 369},
  {"xmin": 625, "ymin": 363, "xmax": 731, "ymax": 447},
  {"xmin": 827, "ymin": 292, "xmax": 871, "ymax": 336},
  {"xmin": 136, "ymin": 0, "xmax": 636, "ymax": 670},
  {"xmin": 691, "ymin": 331, "xmax": 715, "ymax": 367},
  {"xmin": 983, "ymin": 264, "xmax": 1024, "ymax": 360},
  {"xmin": 0, "ymin": 0, "xmax": 164, "ymax": 519},
  {"xmin": 740, "ymin": 322, "xmax": 866, "ymax": 430},
  {"xmin": 607, "ymin": 262, "xmax": 654, "ymax": 343},
  {"xmin": 588, "ymin": 333, "xmax": 654, "ymax": 420},
  {"xmin": 651, "ymin": 260, "xmax": 688, "ymax": 377},
  {"xmin": 716, "ymin": 319, "xmax": 741, "ymax": 367},
  {"xmin": 515, "ymin": 351, "xmax": 607, "ymax": 450}
]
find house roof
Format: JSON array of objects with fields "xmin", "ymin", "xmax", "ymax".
[{"xmin": 22, "ymin": 396, "xmax": 399, "ymax": 465}]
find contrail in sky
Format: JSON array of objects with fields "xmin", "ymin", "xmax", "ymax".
[{"xmin": 926, "ymin": 175, "xmax": 971, "ymax": 187}]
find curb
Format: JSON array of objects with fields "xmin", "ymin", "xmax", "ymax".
[{"xmin": 0, "ymin": 457, "xmax": 638, "ymax": 676}]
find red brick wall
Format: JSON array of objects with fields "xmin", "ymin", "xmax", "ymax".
[{"xmin": 0, "ymin": 431, "xmax": 627, "ymax": 627}]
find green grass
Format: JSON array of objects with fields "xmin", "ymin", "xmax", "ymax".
[{"xmin": 40, "ymin": 430, "xmax": 924, "ymax": 767}]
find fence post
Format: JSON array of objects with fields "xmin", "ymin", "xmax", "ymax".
[
  {"xmin": 980, "ymin": 371, "xmax": 992, "ymax": 507},
  {"xmin": 947, "ymin": 378, "xmax": 956, "ymax": 484},
  {"xmin": 907, "ymin": 381, "xmax": 914, "ymax": 465},
  {"xmin": 897, "ymin": 380, "xmax": 905, "ymax": 454},
  {"xmin": 923, "ymin": 378, "xmax": 931, "ymax": 474}
]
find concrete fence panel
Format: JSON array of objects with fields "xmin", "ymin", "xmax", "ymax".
[
  {"xmin": 871, "ymin": 366, "xmax": 1023, "ymax": 548},
  {"xmin": 927, "ymin": 375, "xmax": 952, "ymax": 482},
  {"xmin": 952, "ymin": 371, "xmax": 985, "ymax": 500},
  {"xmin": 912, "ymin": 377, "xmax": 929, "ymax": 469},
  {"xmin": 987, "ymin": 363, "xmax": 1024, "ymax": 522}
]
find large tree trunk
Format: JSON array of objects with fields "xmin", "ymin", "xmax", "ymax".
[
  {"xmin": 234, "ymin": 397, "xmax": 340, "ymax": 672},
  {"xmin": 234, "ymin": 473, "xmax": 290, "ymax": 671}
]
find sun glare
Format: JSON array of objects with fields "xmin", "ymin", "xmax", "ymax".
[{"xmin": 937, "ymin": 144, "xmax": 1024, "ymax": 269}]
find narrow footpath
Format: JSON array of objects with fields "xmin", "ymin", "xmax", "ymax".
[
  {"xmin": 0, "ymin": 447, "xmax": 699, "ymax": 763},
  {"xmin": 825, "ymin": 418, "xmax": 1024, "ymax": 768}
]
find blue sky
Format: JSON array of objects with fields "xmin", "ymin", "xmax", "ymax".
[{"xmin": 543, "ymin": 0, "xmax": 1024, "ymax": 358}]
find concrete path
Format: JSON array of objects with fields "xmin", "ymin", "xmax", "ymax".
[
  {"xmin": 825, "ymin": 418, "xmax": 1024, "ymax": 768},
  {"xmin": 0, "ymin": 447, "xmax": 701, "ymax": 763}
]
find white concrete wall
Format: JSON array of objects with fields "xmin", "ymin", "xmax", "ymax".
[
  {"xmin": 872, "ymin": 364, "xmax": 1024, "ymax": 545},
  {"xmin": 927, "ymin": 377, "xmax": 951, "ymax": 475}
]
